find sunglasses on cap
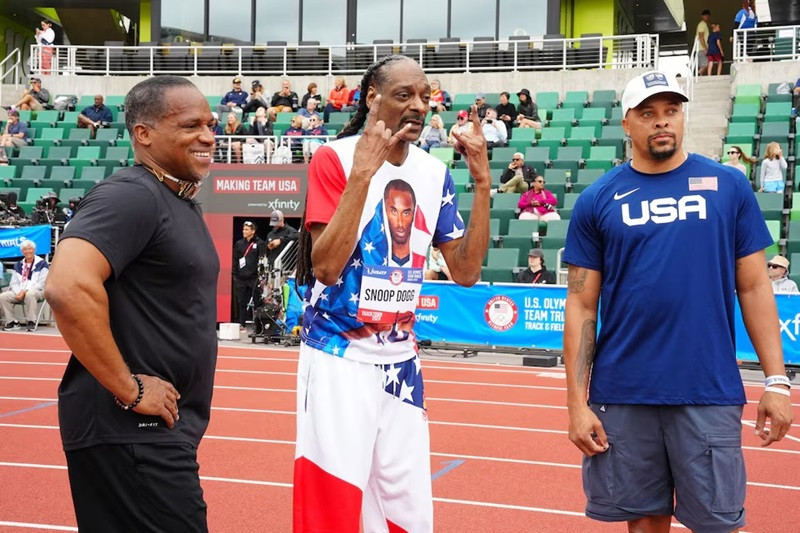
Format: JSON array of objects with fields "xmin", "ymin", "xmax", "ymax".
[
  {"xmin": 728, "ymin": 150, "xmax": 740, "ymax": 155},
  {"xmin": 243, "ymin": 221, "xmax": 255, "ymax": 228}
]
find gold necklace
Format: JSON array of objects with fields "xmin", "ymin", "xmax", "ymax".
[{"xmin": 139, "ymin": 164, "xmax": 201, "ymax": 201}]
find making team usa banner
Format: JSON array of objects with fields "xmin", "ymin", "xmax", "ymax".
[
  {"xmin": 414, "ymin": 283, "xmax": 567, "ymax": 349},
  {"xmin": 0, "ymin": 225, "xmax": 51, "ymax": 258}
]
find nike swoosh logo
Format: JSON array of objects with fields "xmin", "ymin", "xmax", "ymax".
[{"xmin": 613, "ymin": 188, "xmax": 640, "ymax": 200}]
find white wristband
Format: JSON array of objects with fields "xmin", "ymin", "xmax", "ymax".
[
  {"xmin": 765, "ymin": 386, "xmax": 791, "ymax": 397},
  {"xmin": 765, "ymin": 375, "xmax": 792, "ymax": 389}
]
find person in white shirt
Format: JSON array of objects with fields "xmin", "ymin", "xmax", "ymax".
[
  {"xmin": 481, "ymin": 107, "xmax": 507, "ymax": 148},
  {"xmin": 767, "ymin": 255, "xmax": 799, "ymax": 293},
  {"xmin": 1, "ymin": 240, "xmax": 49, "ymax": 331},
  {"xmin": 35, "ymin": 20, "xmax": 56, "ymax": 74}
]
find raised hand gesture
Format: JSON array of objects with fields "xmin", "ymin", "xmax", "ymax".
[
  {"xmin": 451, "ymin": 105, "xmax": 491, "ymax": 190},
  {"xmin": 351, "ymin": 95, "xmax": 413, "ymax": 181}
]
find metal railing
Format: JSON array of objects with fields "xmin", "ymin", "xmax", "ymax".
[
  {"xmin": 733, "ymin": 25, "xmax": 800, "ymax": 62},
  {"xmin": 0, "ymin": 48, "xmax": 23, "ymax": 108},
  {"xmin": 29, "ymin": 34, "xmax": 659, "ymax": 77},
  {"xmin": 213, "ymin": 134, "xmax": 336, "ymax": 164}
]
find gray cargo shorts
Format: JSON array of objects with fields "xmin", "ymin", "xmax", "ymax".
[{"xmin": 583, "ymin": 404, "xmax": 746, "ymax": 533}]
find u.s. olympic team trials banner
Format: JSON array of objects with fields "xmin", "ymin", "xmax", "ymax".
[
  {"xmin": 413, "ymin": 283, "xmax": 800, "ymax": 366},
  {"xmin": 0, "ymin": 225, "xmax": 51, "ymax": 259}
]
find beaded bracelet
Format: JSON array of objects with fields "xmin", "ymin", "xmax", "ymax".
[{"xmin": 114, "ymin": 374, "xmax": 144, "ymax": 410}]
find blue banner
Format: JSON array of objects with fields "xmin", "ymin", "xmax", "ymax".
[
  {"xmin": 414, "ymin": 282, "xmax": 800, "ymax": 367},
  {"xmin": 414, "ymin": 282, "xmax": 567, "ymax": 349},
  {"xmin": 0, "ymin": 225, "xmax": 51, "ymax": 259}
]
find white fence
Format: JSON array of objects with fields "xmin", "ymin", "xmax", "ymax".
[
  {"xmin": 733, "ymin": 25, "xmax": 800, "ymax": 62},
  {"xmin": 29, "ymin": 34, "xmax": 659, "ymax": 77},
  {"xmin": 214, "ymin": 134, "xmax": 336, "ymax": 164}
]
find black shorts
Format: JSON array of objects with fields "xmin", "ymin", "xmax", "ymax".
[{"xmin": 65, "ymin": 442, "xmax": 207, "ymax": 533}]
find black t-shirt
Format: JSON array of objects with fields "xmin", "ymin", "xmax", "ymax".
[{"xmin": 57, "ymin": 166, "xmax": 220, "ymax": 451}]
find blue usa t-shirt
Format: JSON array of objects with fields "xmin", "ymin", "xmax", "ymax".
[{"xmin": 563, "ymin": 154, "xmax": 773, "ymax": 405}]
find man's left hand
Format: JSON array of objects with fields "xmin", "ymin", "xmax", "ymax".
[
  {"xmin": 451, "ymin": 105, "xmax": 490, "ymax": 189},
  {"xmin": 754, "ymin": 390, "xmax": 794, "ymax": 446}
]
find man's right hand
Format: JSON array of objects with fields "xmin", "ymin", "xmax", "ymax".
[
  {"xmin": 568, "ymin": 404, "xmax": 609, "ymax": 456},
  {"xmin": 351, "ymin": 95, "xmax": 413, "ymax": 180},
  {"xmin": 130, "ymin": 374, "xmax": 181, "ymax": 429}
]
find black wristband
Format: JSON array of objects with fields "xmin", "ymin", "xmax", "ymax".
[{"xmin": 114, "ymin": 374, "xmax": 144, "ymax": 410}]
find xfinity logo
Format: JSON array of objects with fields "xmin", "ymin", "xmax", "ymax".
[
  {"xmin": 621, "ymin": 195, "xmax": 706, "ymax": 226},
  {"xmin": 779, "ymin": 314, "xmax": 800, "ymax": 341}
]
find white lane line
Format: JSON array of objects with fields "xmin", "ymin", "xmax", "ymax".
[
  {"xmin": 427, "ymin": 397, "xmax": 568, "ymax": 410},
  {"xmin": 431, "ymin": 452, "xmax": 580, "ymax": 469},
  {"xmin": 432, "ymin": 420, "xmax": 567, "ymax": 435},
  {"xmin": 0, "ymin": 521, "xmax": 77, "ymax": 531},
  {"xmin": 218, "ymin": 356, "xmax": 299, "ymax": 363},
  {"xmin": 214, "ymin": 385, "xmax": 294, "ymax": 393},
  {"xmin": 204, "ymin": 435, "xmax": 295, "ymax": 446},
  {"xmin": 0, "ymin": 361, "xmax": 64, "ymax": 366},
  {"xmin": 0, "ymin": 376, "xmax": 61, "ymax": 382},
  {"xmin": 0, "ymin": 396, "xmax": 57, "ymax": 402},
  {"xmin": 0, "ymin": 349, "xmax": 69, "ymax": 353},
  {"xmin": 198, "ymin": 475, "xmax": 292, "ymax": 488},
  {"xmin": 216, "ymin": 369, "xmax": 296, "ymax": 376}
]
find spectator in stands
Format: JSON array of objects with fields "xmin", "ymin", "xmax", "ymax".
[
  {"xmin": 3, "ymin": 192, "xmax": 26, "ymax": 219},
  {"xmin": 516, "ymin": 89, "xmax": 542, "ymax": 130},
  {"xmin": 218, "ymin": 76, "xmax": 248, "ymax": 117},
  {"xmin": 768, "ymin": 255, "xmax": 799, "ymax": 293},
  {"xmin": 499, "ymin": 152, "xmax": 535, "ymax": 193},
  {"xmin": 77, "ymin": 95, "xmax": 113, "ymax": 139},
  {"xmin": 210, "ymin": 112, "xmax": 223, "ymax": 135},
  {"xmin": 233, "ymin": 220, "xmax": 266, "ymax": 329},
  {"xmin": 241, "ymin": 80, "xmax": 269, "ymax": 114},
  {"xmin": 419, "ymin": 114, "xmax": 448, "ymax": 152},
  {"xmin": 731, "ymin": 0, "xmax": 758, "ymax": 57},
  {"xmin": 348, "ymin": 84, "xmax": 361, "ymax": 108},
  {"xmin": 429, "ymin": 80, "xmax": 451, "ymax": 113},
  {"xmin": 268, "ymin": 80, "xmax": 299, "ymax": 122},
  {"xmin": 222, "ymin": 112, "xmax": 246, "ymax": 163},
  {"xmin": 425, "ymin": 245, "xmax": 451, "ymax": 280},
  {"xmin": 793, "ymin": 78, "xmax": 800, "ymax": 111},
  {"xmin": 474, "ymin": 93, "xmax": 489, "ymax": 120},
  {"xmin": 0, "ymin": 146, "xmax": 9, "ymax": 165},
  {"xmin": 706, "ymin": 23, "xmax": 724, "ymax": 76},
  {"xmin": 759, "ymin": 142, "xmax": 787, "ymax": 193},
  {"xmin": 723, "ymin": 145, "xmax": 756, "ymax": 176},
  {"xmin": 448, "ymin": 109, "xmax": 471, "ymax": 145},
  {"xmin": 695, "ymin": 10, "xmax": 711, "ymax": 76},
  {"xmin": 323, "ymin": 77, "xmax": 354, "ymax": 123},
  {"xmin": 246, "ymin": 107, "xmax": 275, "ymax": 156},
  {"xmin": 266, "ymin": 210, "xmax": 300, "ymax": 266},
  {"xmin": 302, "ymin": 114, "xmax": 329, "ymax": 163},
  {"xmin": 6, "ymin": 78, "xmax": 51, "ymax": 112},
  {"xmin": 282, "ymin": 115, "xmax": 306, "ymax": 158},
  {"xmin": 0, "ymin": 110, "xmax": 29, "ymax": 148},
  {"xmin": 35, "ymin": 20, "xmax": 56, "ymax": 75},
  {"xmin": 518, "ymin": 175, "xmax": 560, "ymax": 222},
  {"xmin": 496, "ymin": 91, "xmax": 517, "ymax": 140},
  {"xmin": 515, "ymin": 248, "xmax": 556, "ymax": 284},
  {"xmin": 301, "ymin": 82, "xmax": 322, "ymax": 109},
  {"xmin": 481, "ymin": 107, "xmax": 507, "ymax": 148},
  {"xmin": 298, "ymin": 98, "xmax": 321, "ymax": 129},
  {"xmin": 1, "ymin": 239, "xmax": 48, "ymax": 331}
]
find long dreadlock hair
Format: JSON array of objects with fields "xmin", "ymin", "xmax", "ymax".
[{"xmin": 295, "ymin": 54, "xmax": 414, "ymax": 289}]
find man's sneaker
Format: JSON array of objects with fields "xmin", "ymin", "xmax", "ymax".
[
  {"xmin": 26, "ymin": 321, "xmax": 36, "ymax": 332},
  {"xmin": 3, "ymin": 321, "xmax": 21, "ymax": 331}
]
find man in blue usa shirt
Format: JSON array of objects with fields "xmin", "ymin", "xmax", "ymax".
[{"xmin": 563, "ymin": 71, "xmax": 794, "ymax": 533}]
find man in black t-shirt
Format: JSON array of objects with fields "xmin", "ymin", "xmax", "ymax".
[
  {"xmin": 515, "ymin": 248, "xmax": 556, "ymax": 284},
  {"xmin": 45, "ymin": 76, "xmax": 218, "ymax": 532},
  {"xmin": 233, "ymin": 220, "xmax": 266, "ymax": 328},
  {"xmin": 266, "ymin": 209, "xmax": 299, "ymax": 267}
]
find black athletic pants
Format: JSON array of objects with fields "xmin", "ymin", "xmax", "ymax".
[
  {"xmin": 65, "ymin": 442, "xmax": 207, "ymax": 533},
  {"xmin": 235, "ymin": 280, "xmax": 257, "ymax": 327}
]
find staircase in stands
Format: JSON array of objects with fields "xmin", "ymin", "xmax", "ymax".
[{"xmin": 683, "ymin": 75, "xmax": 732, "ymax": 160}]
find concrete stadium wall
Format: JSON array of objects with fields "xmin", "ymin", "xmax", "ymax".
[
  {"xmin": 730, "ymin": 61, "xmax": 800, "ymax": 95},
  {"xmin": 35, "ymin": 68, "xmax": 651, "ymax": 103}
]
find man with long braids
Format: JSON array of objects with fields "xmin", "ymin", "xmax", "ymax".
[{"xmin": 293, "ymin": 55, "xmax": 491, "ymax": 532}]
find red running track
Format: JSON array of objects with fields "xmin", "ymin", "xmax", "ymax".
[{"xmin": 0, "ymin": 331, "xmax": 799, "ymax": 532}]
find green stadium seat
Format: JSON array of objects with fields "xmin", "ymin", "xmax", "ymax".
[
  {"xmin": 549, "ymin": 109, "xmax": 576, "ymax": 132},
  {"xmin": 490, "ymin": 193, "xmax": 520, "ymax": 235},
  {"xmin": 763, "ymin": 102, "xmax": 792, "ymax": 123},
  {"xmin": 458, "ymin": 192, "xmax": 475, "ymax": 211},
  {"xmin": 552, "ymin": 146, "xmax": 582, "ymax": 175},
  {"xmin": 507, "ymin": 128, "xmax": 537, "ymax": 151},
  {"xmin": 559, "ymin": 193, "xmax": 581, "ymax": 219},
  {"xmin": 19, "ymin": 166, "xmax": 47, "ymax": 182},
  {"xmin": 540, "ymin": 220, "xmax": 569, "ymax": 250},
  {"xmin": 608, "ymin": 107, "xmax": 623, "ymax": 125},
  {"xmin": 574, "ymin": 168, "xmax": 604, "ymax": 192},
  {"xmin": 524, "ymin": 146, "xmax": 553, "ymax": 171},
  {"xmin": 17, "ymin": 110, "xmax": 32, "ymax": 123},
  {"xmin": 30, "ymin": 110, "xmax": 60, "ymax": 129},
  {"xmin": 59, "ymin": 111, "xmax": 82, "ymax": 128},
  {"xmin": 19, "ymin": 185, "xmax": 55, "ymax": 212},
  {"xmin": 577, "ymin": 107, "xmax": 606, "ymax": 134},
  {"xmin": 766, "ymin": 82, "xmax": 793, "ymax": 103},
  {"xmin": 584, "ymin": 146, "xmax": 619, "ymax": 171},
  {"xmin": 734, "ymin": 84, "xmax": 762, "ymax": 106},
  {"xmin": 106, "ymin": 95, "xmax": 126, "ymax": 109},
  {"xmin": 597, "ymin": 125, "xmax": 627, "ymax": 159},
  {"xmin": 71, "ymin": 179, "xmax": 102, "ymax": 191},
  {"xmin": 535, "ymin": 92, "xmax": 560, "ymax": 116},
  {"xmin": 502, "ymin": 219, "xmax": 541, "ymax": 262},
  {"xmin": 88, "ymin": 128, "xmax": 121, "ymax": 147},
  {"xmin": 755, "ymin": 193, "xmax": 784, "ymax": 220},
  {"xmin": 69, "ymin": 146, "xmax": 101, "ymax": 172},
  {"xmin": 76, "ymin": 95, "xmax": 96, "ymax": 109},
  {"xmin": 591, "ymin": 89, "xmax": 617, "ymax": 108},
  {"xmin": 484, "ymin": 247, "xmax": 521, "ymax": 269},
  {"xmin": 562, "ymin": 91, "xmax": 588, "ymax": 112},
  {"xmin": 38, "ymin": 128, "xmax": 65, "ymax": 146},
  {"xmin": 0, "ymin": 166, "xmax": 18, "ymax": 180},
  {"xmin": 730, "ymin": 103, "xmax": 760, "ymax": 124},
  {"xmin": 725, "ymin": 122, "xmax": 757, "ymax": 145},
  {"xmin": 535, "ymin": 127, "xmax": 566, "ymax": 154},
  {"xmin": 0, "ymin": 187, "xmax": 22, "ymax": 199},
  {"xmin": 12, "ymin": 146, "xmax": 44, "ymax": 168},
  {"xmin": 47, "ymin": 166, "xmax": 76, "ymax": 183},
  {"xmin": 759, "ymin": 122, "xmax": 792, "ymax": 144},
  {"xmin": 59, "ymin": 188, "xmax": 85, "ymax": 203},
  {"xmin": 61, "ymin": 128, "xmax": 92, "ymax": 148},
  {"xmin": 565, "ymin": 127, "xmax": 595, "ymax": 157},
  {"xmin": 765, "ymin": 220, "xmax": 781, "ymax": 255},
  {"xmin": 787, "ymin": 221, "xmax": 800, "ymax": 253},
  {"xmin": 429, "ymin": 147, "xmax": 454, "ymax": 166},
  {"xmin": 491, "ymin": 147, "xmax": 517, "ymax": 163}
]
